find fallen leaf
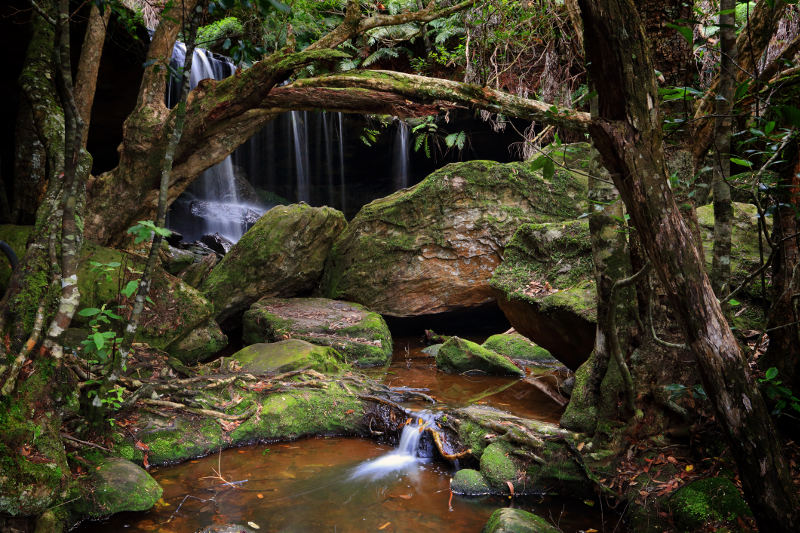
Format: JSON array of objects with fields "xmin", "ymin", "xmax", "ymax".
[
  {"xmin": 257, "ymin": 494, "xmax": 263, "ymax": 499},
  {"xmin": 135, "ymin": 440, "xmax": 150, "ymax": 451},
  {"xmin": 685, "ymin": 464, "xmax": 694, "ymax": 472},
  {"xmin": 247, "ymin": 522, "xmax": 260, "ymax": 530},
  {"xmin": 506, "ymin": 481, "xmax": 515, "ymax": 496},
  {"xmin": 577, "ymin": 442, "xmax": 585, "ymax": 451},
  {"xmin": 378, "ymin": 522, "xmax": 391, "ymax": 530}
]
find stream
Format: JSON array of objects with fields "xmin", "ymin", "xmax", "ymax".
[{"xmin": 77, "ymin": 331, "xmax": 615, "ymax": 532}]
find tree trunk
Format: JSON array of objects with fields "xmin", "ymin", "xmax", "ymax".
[{"xmin": 578, "ymin": 0, "xmax": 800, "ymax": 529}]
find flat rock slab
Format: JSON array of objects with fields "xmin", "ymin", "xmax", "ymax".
[{"xmin": 243, "ymin": 297, "xmax": 392, "ymax": 367}]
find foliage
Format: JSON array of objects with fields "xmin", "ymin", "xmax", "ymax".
[
  {"xmin": 409, "ymin": 116, "xmax": 467, "ymax": 160},
  {"xmin": 760, "ymin": 368, "xmax": 800, "ymax": 418},
  {"xmin": 127, "ymin": 220, "xmax": 172, "ymax": 245},
  {"xmin": 197, "ymin": 16, "xmax": 244, "ymax": 48}
]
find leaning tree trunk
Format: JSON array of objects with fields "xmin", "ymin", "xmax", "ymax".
[{"xmin": 578, "ymin": 0, "xmax": 800, "ymax": 529}]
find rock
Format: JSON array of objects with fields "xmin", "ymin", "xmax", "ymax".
[
  {"xmin": 421, "ymin": 344, "xmax": 442, "ymax": 357},
  {"xmin": 159, "ymin": 241, "xmax": 198, "ymax": 275},
  {"xmin": 228, "ymin": 339, "xmax": 347, "ymax": 374},
  {"xmin": 201, "ymin": 204, "xmax": 346, "ymax": 322},
  {"xmin": 169, "ymin": 319, "xmax": 228, "ymax": 364},
  {"xmin": 200, "ymin": 232, "xmax": 234, "ymax": 255},
  {"xmin": 490, "ymin": 220, "xmax": 595, "ymax": 370},
  {"xmin": 668, "ymin": 477, "xmax": 752, "ymax": 531},
  {"xmin": 0, "ymin": 224, "xmax": 32, "ymax": 296},
  {"xmin": 479, "ymin": 442, "xmax": 518, "ymax": 491},
  {"xmin": 196, "ymin": 525, "xmax": 256, "ymax": 533},
  {"xmin": 481, "ymin": 333, "xmax": 555, "ymax": 364},
  {"xmin": 481, "ymin": 508, "xmax": 560, "ymax": 533},
  {"xmin": 436, "ymin": 336, "xmax": 524, "ymax": 377},
  {"xmin": 165, "ymin": 230, "xmax": 184, "ymax": 246},
  {"xmin": 320, "ymin": 151, "xmax": 588, "ymax": 317},
  {"xmin": 242, "ymin": 297, "xmax": 392, "ymax": 367},
  {"xmin": 450, "ymin": 469, "xmax": 492, "ymax": 495},
  {"xmin": 74, "ymin": 242, "xmax": 224, "ymax": 355},
  {"xmin": 74, "ymin": 458, "xmax": 162, "ymax": 518},
  {"xmin": 179, "ymin": 252, "xmax": 218, "ymax": 288}
]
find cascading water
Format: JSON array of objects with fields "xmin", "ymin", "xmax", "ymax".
[
  {"xmin": 350, "ymin": 412, "xmax": 433, "ymax": 480},
  {"xmin": 392, "ymin": 119, "xmax": 411, "ymax": 190},
  {"xmin": 167, "ymin": 42, "xmax": 266, "ymax": 243},
  {"xmin": 290, "ymin": 111, "xmax": 311, "ymax": 203}
]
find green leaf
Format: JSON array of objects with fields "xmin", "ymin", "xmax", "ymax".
[
  {"xmin": 765, "ymin": 367, "xmax": 779, "ymax": 380},
  {"xmin": 730, "ymin": 157, "xmax": 752, "ymax": 168},
  {"xmin": 665, "ymin": 22, "xmax": 693, "ymax": 44},
  {"xmin": 78, "ymin": 307, "xmax": 101, "ymax": 317},
  {"xmin": 93, "ymin": 332, "xmax": 105, "ymax": 350},
  {"xmin": 728, "ymin": 298, "xmax": 741, "ymax": 306},
  {"xmin": 542, "ymin": 158, "xmax": 555, "ymax": 181},
  {"xmin": 121, "ymin": 280, "xmax": 139, "ymax": 298}
]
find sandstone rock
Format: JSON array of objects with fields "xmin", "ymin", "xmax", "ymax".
[
  {"xmin": 228, "ymin": 339, "xmax": 347, "ymax": 374},
  {"xmin": 179, "ymin": 252, "xmax": 218, "ymax": 288},
  {"xmin": 243, "ymin": 297, "xmax": 392, "ymax": 367},
  {"xmin": 450, "ymin": 469, "xmax": 492, "ymax": 495},
  {"xmin": 320, "ymin": 150, "xmax": 588, "ymax": 316},
  {"xmin": 490, "ymin": 220, "xmax": 595, "ymax": 370},
  {"xmin": 201, "ymin": 204, "xmax": 346, "ymax": 321},
  {"xmin": 481, "ymin": 508, "xmax": 560, "ymax": 533},
  {"xmin": 169, "ymin": 319, "xmax": 228, "ymax": 364},
  {"xmin": 436, "ymin": 336, "xmax": 524, "ymax": 376},
  {"xmin": 74, "ymin": 458, "xmax": 162, "ymax": 518}
]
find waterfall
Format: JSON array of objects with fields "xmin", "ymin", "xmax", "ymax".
[
  {"xmin": 350, "ymin": 412, "xmax": 433, "ymax": 480},
  {"xmin": 167, "ymin": 42, "xmax": 266, "ymax": 243},
  {"xmin": 337, "ymin": 113, "xmax": 347, "ymax": 214},
  {"xmin": 392, "ymin": 119, "xmax": 410, "ymax": 190},
  {"xmin": 290, "ymin": 111, "xmax": 311, "ymax": 203}
]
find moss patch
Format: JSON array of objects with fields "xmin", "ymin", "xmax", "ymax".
[
  {"xmin": 0, "ymin": 225, "xmax": 32, "ymax": 295},
  {"xmin": 481, "ymin": 333, "xmax": 554, "ymax": 363},
  {"xmin": 73, "ymin": 458, "xmax": 162, "ymax": 518},
  {"xmin": 436, "ymin": 337, "xmax": 524, "ymax": 376},
  {"xmin": 481, "ymin": 508, "xmax": 560, "ymax": 533},
  {"xmin": 228, "ymin": 339, "xmax": 348, "ymax": 374},
  {"xmin": 479, "ymin": 442, "xmax": 518, "ymax": 491},
  {"xmin": 451, "ymin": 469, "xmax": 492, "ymax": 495},
  {"xmin": 669, "ymin": 477, "xmax": 751, "ymax": 530}
]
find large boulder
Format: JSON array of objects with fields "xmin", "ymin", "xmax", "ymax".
[
  {"xmin": 74, "ymin": 242, "xmax": 225, "ymax": 359},
  {"xmin": 227, "ymin": 339, "xmax": 348, "ymax": 374},
  {"xmin": 481, "ymin": 508, "xmax": 560, "ymax": 533},
  {"xmin": 243, "ymin": 297, "xmax": 392, "ymax": 367},
  {"xmin": 201, "ymin": 204, "xmax": 346, "ymax": 321},
  {"xmin": 436, "ymin": 336, "xmax": 524, "ymax": 376},
  {"xmin": 490, "ymin": 220, "xmax": 595, "ymax": 370},
  {"xmin": 319, "ymin": 151, "xmax": 588, "ymax": 316},
  {"xmin": 481, "ymin": 333, "xmax": 555, "ymax": 364},
  {"xmin": 74, "ymin": 458, "xmax": 162, "ymax": 518}
]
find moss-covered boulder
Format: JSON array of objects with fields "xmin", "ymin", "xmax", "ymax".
[
  {"xmin": 243, "ymin": 297, "xmax": 392, "ymax": 367},
  {"xmin": 436, "ymin": 337, "xmax": 524, "ymax": 376},
  {"xmin": 228, "ymin": 339, "xmax": 347, "ymax": 374},
  {"xmin": 479, "ymin": 442, "xmax": 518, "ymax": 490},
  {"xmin": 0, "ymin": 224, "xmax": 32, "ymax": 296},
  {"xmin": 481, "ymin": 508, "xmax": 560, "ymax": 533},
  {"xmin": 178, "ymin": 252, "xmax": 217, "ymax": 288},
  {"xmin": 73, "ymin": 458, "xmax": 162, "ymax": 518},
  {"xmin": 668, "ymin": 477, "xmax": 752, "ymax": 530},
  {"xmin": 201, "ymin": 204, "xmax": 346, "ymax": 321},
  {"xmin": 490, "ymin": 220, "xmax": 595, "ymax": 370},
  {"xmin": 74, "ymin": 242, "xmax": 223, "ymax": 358},
  {"xmin": 169, "ymin": 319, "xmax": 228, "ymax": 364},
  {"xmin": 450, "ymin": 469, "xmax": 492, "ymax": 495},
  {"xmin": 482, "ymin": 333, "xmax": 555, "ymax": 363},
  {"xmin": 320, "ymin": 150, "xmax": 589, "ymax": 317}
]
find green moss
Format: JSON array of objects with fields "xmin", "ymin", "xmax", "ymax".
[
  {"xmin": 481, "ymin": 508, "xmax": 560, "ymax": 533},
  {"xmin": 458, "ymin": 420, "xmax": 488, "ymax": 457},
  {"xmin": 669, "ymin": 477, "xmax": 751, "ymax": 530},
  {"xmin": 230, "ymin": 339, "xmax": 348, "ymax": 374},
  {"xmin": 73, "ymin": 458, "xmax": 162, "ymax": 518},
  {"xmin": 481, "ymin": 334, "xmax": 554, "ymax": 362},
  {"xmin": 0, "ymin": 225, "xmax": 33, "ymax": 294},
  {"xmin": 437, "ymin": 337, "xmax": 524, "ymax": 376},
  {"xmin": 479, "ymin": 442, "xmax": 518, "ymax": 491},
  {"xmin": 451, "ymin": 469, "xmax": 491, "ymax": 495}
]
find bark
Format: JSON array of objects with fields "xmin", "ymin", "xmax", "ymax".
[
  {"xmin": 578, "ymin": 0, "xmax": 800, "ymax": 529},
  {"xmin": 711, "ymin": 0, "xmax": 736, "ymax": 298},
  {"xmin": 74, "ymin": 2, "xmax": 110, "ymax": 147}
]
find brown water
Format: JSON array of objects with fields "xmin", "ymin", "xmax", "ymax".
[
  {"xmin": 369, "ymin": 337, "xmax": 565, "ymax": 422},
  {"xmin": 80, "ymin": 438, "xmax": 609, "ymax": 533},
  {"xmin": 77, "ymin": 334, "xmax": 599, "ymax": 532}
]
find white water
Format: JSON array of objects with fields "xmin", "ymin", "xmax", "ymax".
[
  {"xmin": 290, "ymin": 111, "xmax": 311, "ymax": 203},
  {"xmin": 350, "ymin": 412, "xmax": 432, "ymax": 480},
  {"xmin": 168, "ymin": 42, "xmax": 266, "ymax": 243},
  {"xmin": 393, "ymin": 119, "xmax": 411, "ymax": 190}
]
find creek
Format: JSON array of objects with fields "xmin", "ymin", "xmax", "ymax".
[{"xmin": 77, "ymin": 327, "xmax": 614, "ymax": 532}]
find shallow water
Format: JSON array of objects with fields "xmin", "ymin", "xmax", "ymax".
[{"xmin": 79, "ymin": 437, "xmax": 609, "ymax": 533}]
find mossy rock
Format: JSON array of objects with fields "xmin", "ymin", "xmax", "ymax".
[
  {"xmin": 168, "ymin": 319, "xmax": 228, "ymax": 364},
  {"xmin": 668, "ymin": 477, "xmax": 751, "ymax": 530},
  {"xmin": 74, "ymin": 241, "xmax": 220, "ymax": 355},
  {"xmin": 481, "ymin": 508, "xmax": 560, "ymax": 533},
  {"xmin": 481, "ymin": 333, "xmax": 555, "ymax": 363},
  {"xmin": 0, "ymin": 224, "xmax": 32, "ymax": 296},
  {"xmin": 436, "ymin": 337, "xmax": 524, "ymax": 376},
  {"xmin": 490, "ymin": 219, "xmax": 596, "ymax": 371},
  {"xmin": 228, "ymin": 339, "xmax": 348, "ymax": 375},
  {"xmin": 201, "ymin": 204, "xmax": 346, "ymax": 321},
  {"xmin": 320, "ymin": 150, "xmax": 588, "ymax": 317},
  {"xmin": 451, "ymin": 468, "xmax": 492, "ymax": 495},
  {"xmin": 73, "ymin": 458, "xmax": 162, "ymax": 518},
  {"xmin": 421, "ymin": 344, "xmax": 442, "ymax": 357},
  {"xmin": 242, "ymin": 297, "xmax": 392, "ymax": 367},
  {"xmin": 479, "ymin": 442, "xmax": 518, "ymax": 490},
  {"xmin": 197, "ymin": 525, "xmax": 257, "ymax": 533}
]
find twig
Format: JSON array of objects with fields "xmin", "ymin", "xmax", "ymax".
[{"xmin": 60, "ymin": 432, "xmax": 111, "ymax": 452}]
